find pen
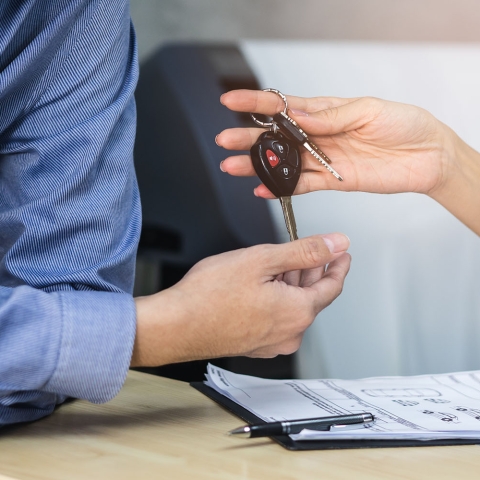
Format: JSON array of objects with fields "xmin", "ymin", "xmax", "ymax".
[{"xmin": 228, "ymin": 413, "xmax": 375, "ymax": 438}]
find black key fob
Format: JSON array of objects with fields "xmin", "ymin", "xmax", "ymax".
[{"xmin": 250, "ymin": 131, "xmax": 301, "ymax": 198}]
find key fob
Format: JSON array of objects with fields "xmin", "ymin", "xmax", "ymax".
[{"xmin": 250, "ymin": 131, "xmax": 301, "ymax": 198}]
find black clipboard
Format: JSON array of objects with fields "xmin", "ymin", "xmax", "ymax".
[{"xmin": 191, "ymin": 382, "xmax": 480, "ymax": 451}]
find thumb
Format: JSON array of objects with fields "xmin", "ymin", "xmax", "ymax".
[
  {"xmin": 265, "ymin": 233, "xmax": 350, "ymax": 275},
  {"xmin": 289, "ymin": 97, "xmax": 380, "ymax": 136}
]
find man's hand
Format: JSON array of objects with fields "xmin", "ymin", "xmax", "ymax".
[{"xmin": 131, "ymin": 233, "xmax": 350, "ymax": 367}]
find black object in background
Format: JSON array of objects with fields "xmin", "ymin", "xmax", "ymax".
[{"xmin": 134, "ymin": 44, "xmax": 294, "ymax": 381}]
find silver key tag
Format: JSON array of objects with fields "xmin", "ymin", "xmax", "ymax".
[{"xmin": 273, "ymin": 111, "xmax": 344, "ymax": 181}]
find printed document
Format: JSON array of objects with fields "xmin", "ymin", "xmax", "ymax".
[{"xmin": 205, "ymin": 364, "xmax": 480, "ymax": 441}]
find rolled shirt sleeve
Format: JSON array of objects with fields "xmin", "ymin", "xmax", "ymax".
[{"xmin": 0, "ymin": 0, "xmax": 141, "ymax": 425}]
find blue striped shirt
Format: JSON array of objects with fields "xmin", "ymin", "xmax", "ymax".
[{"xmin": 0, "ymin": 0, "xmax": 140, "ymax": 425}]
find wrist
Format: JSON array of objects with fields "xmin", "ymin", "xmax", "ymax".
[
  {"xmin": 131, "ymin": 288, "xmax": 192, "ymax": 367},
  {"xmin": 429, "ymin": 123, "xmax": 480, "ymax": 235},
  {"xmin": 431, "ymin": 124, "xmax": 477, "ymax": 199},
  {"xmin": 132, "ymin": 284, "xmax": 229, "ymax": 367},
  {"xmin": 427, "ymin": 120, "xmax": 458, "ymax": 199}
]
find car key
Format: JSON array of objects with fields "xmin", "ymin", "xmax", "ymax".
[
  {"xmin": 250, "ymin": 130, "xmax": 301, "ymax": 241},
  {"xmin": 250, "ymin": 88, "xmax": 344, "ymax": 241},
  {"xmin": 273, "ymin": 111, "xmax": 344, "ymax": 181}
]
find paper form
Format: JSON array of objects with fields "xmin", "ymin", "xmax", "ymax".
[{"xmin": 205, "ymin": 364, "xmax": 480, "ymax": 441}]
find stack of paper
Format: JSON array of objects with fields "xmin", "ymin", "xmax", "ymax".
[{"xmin": 205, "ymin": 364, "xmax": 480, "ymax": 441}]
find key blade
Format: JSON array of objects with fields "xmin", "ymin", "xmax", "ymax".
[
  {"xmin": 274, "ymin": 112, "xmax": 330, "ymax": 163},
  {"xmin": 274, "ymin": 112, "xmax": 342, "ymax": 179},
  {"xmin": 304, "ymin": 143, "xmax": 344, "ymax": 181},
  {"xmin": 308, "ymin": 141, "xmax": 332, "ymax": 164},
  {"xmin": 279, "ymin": 196, "xmax": 298, "ymax": 242}
]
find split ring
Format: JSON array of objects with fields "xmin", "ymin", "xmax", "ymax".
[{"xmin": 250, "ymin": 88, "xmax": 288, "ymax": 128}]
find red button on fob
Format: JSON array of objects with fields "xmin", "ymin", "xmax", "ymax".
[
  {"xmin": 250, "ymin": 131, "xmax": 301, "ymax": 198},
  {"xmin": 266, "ymin": 149, "xmax": 280, "ymax": 168}
]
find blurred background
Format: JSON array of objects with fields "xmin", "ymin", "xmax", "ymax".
[
  {"xmin": 131, "ymin": 0, "xmax": 480, "ymax": 60},
  {"xmin": 131, "ymin": 0, "xmax": 480, "ymax": 381}
]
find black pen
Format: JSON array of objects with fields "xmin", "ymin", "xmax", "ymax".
[{"xmin": 228, "ymin": 413, "xmax": 375, "ymax": 438}]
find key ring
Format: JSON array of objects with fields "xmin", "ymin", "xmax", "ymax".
[{"xmin": 250, "ymin": 88, "xmax": 288, "ymax": 131}]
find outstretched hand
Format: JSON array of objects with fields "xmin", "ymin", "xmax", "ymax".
[
  {"xmin": 132, "ymin": 234, "xmax": 351, "ymax": 366},
  {"xmin": 217, "ymin": 89, "xmax": 452, "ymax": 199}
]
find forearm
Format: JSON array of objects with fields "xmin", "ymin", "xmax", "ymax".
[{"xmin": 431, "ymin": 124, "xmax": 480, "ymax": 236}]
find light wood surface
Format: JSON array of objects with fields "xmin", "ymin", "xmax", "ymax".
[{"xmin": 1, "ymin": 371, "xmax": 480, "ymax": 480}]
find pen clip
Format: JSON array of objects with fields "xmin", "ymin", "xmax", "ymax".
[{"xmin": 329, "ymin": 421, "xmax": 375, "ymax": 432}]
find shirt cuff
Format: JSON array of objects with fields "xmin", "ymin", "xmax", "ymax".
[{"xmin": 44, "ymin": 291, "xmax": 136, "ymax": 403}]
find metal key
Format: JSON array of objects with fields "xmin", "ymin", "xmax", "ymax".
[
  {"xmin": 250, "ymin": 130, "xmax": 301, "ymax": 241},
  {"xmin": 273, "ymin": 111, "xmax": 344, "ymax": 181}
]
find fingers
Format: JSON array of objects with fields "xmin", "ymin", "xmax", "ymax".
[
  {"xmin": 282, "ymin": 269, "xmax": 302, "ymax": 287},
  {"xmin": 307, "ymin": 252, "xmax": 351, "ymax": 312},
  {"xmin": 241, "ymin": 250, "xmax": 351, "ymax": 359},
  {"xmin": 284, "ymin": 262, "xmax": 337, "ymax": 289},
  {"xmin": 221, "ymin": 89, "xmax": 287, "ymax": 115},
  {"xmin": 219, "ymin": 162, "xmax": 353, "ymax": 198},
  {"xmin": 219, "ymin": 95, "xmax": 376, "ymax": 140},
  {"xmin": 246, "ymin": 254, "xmax": 349, "ymax": 357},
  {"xmin": 299, "ymin": 264, "xmax": 325, "ymax": 288},
  {"xmin": 220, "ymin": 89, "xmax": 355, "ymax": 116},
  {"xmin": 252, "ymin": 169, "xmax": 349, "ymax": 198},
  {"xmin": 262, "ymin": 233, "xmax": 350, "ymax": 276},
  {"xmin": 216, "ymin": 127, "xmax": 264, "ymax": 151},
  {"xmin": 253, "ymin": 167, "xmax": 353, "ymax": 198},
  {"xmin": 269, "ymin": 246, "xmax": 348, "ymax": 294},
  {"xmin": 218, "ymin": 156, "xmax": 350, "ymax": 197},
  {"xmin": 218, "ymin": 93, "xmax": 378, "ymax": 149},
  {"xmin": 220, "ymin": 154, "xmax": 256, "ymax": 177},
  {"xmin": 254, "ymin": 183, "xmax": 279, "ymax": 198},
  {"xmin": 288, "ymin": 97, "xmax": 381, "ymax": 136}
]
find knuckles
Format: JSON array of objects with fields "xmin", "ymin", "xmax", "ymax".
[{"xmin": 298, "ymin": 239, "xmax": 330, "ymax": 267}]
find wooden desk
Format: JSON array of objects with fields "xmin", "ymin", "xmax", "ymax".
[{"xmin": 1, "ymin": 371, "xmax": 480, "ymax": 480}]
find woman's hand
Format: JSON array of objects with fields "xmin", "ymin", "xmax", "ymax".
[
  {"xmin": 217, "ymin": 90, "xmax": 453, "ymax": 199},
  {"xmin": 218, "ymin": 89, "xmax": 480, "ymax": 235}
]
